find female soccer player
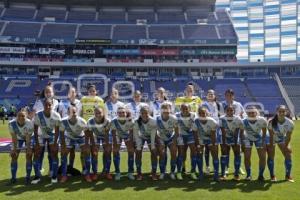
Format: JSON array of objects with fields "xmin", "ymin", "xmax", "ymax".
[
  {"xmin": 156, "ymin": 102, "xmax": 179, "ymax": 180},
  {"xmin": 111, "ymin": 106, "xmax": 135, "ymax": 181},
  {"xmin": 105, "ymin": 88, "xmax": 125, "ymax": 120},
  {"xmin": 267, "ymin": 105, "xmax": 295, "ymax": 182},
  {"xmin": 60, "ymin": 105, "xmax": 90, "ymax": 183},
  {"xmin": 32, "ymin": 98, "xmax": 61, "ymax": 184},
  {"xmin": 8, "ymin": 108, "xmax": 34, "ymax": 185},
  {"xmin": 87, "ymin": 106, "xmax": 112, "ymax": 180},
  {"xmin": 126, "ymin": 90, "xmax": 148, "ymax": 120},
  {"xmin": 242, "ymin": 106, "xmax": 268, "ymax": 181},
  {"xmin": 150, "ymin": 87, "xmax": 168, "ymax": 117},
  {"xmin": 192, "ymin": 106, "xmax": 219, "ymax": 181},
  {"xmin": 176, "ymin": 103, "xmax": 197, "ymax": 180},
  {"xmin": 134, "ymin": 106, "xmax": 158, "ymax": 180},
  {"xmin": 219, "ymin": 105, "xmax": 244, "ymax": 180}
]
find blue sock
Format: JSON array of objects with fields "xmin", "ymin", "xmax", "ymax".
[
  {"xmin": 128, "ymin": 154, "xmax": 134, "ymax": 173},
  {"xmin": 85, "ymin": 156, "xmax": 91, "ymax": 175},
  {"xmin": 33, "ymin": 160, "xmax": 41, "ymax": 177},
  {"xmin": 221, "ymin": 155, "xmax": 227, "ymax": 176},
  {"xmin": 267, "ymin": 158, "xmax": 274, "ymax": 177},
  {"xmin": 170, "ymin": 159, "xmax": 176, "ymax": 173},
  {"xmin": 92, "ymin": 157, "xmax": 98, "ymax": 174},
  {"xmin": 39, "ymin": 147, "xmax": 45, "ymax": 170},
  {"xmin": 136, "ymin": 159, "xmax": 142, "ymax": 174},
  {"xmin": 196, "ymin": 154, "xmax": 203, "ymax": 177},
  {"xmin": 113, "ymin": 153, "xmax": 120, "ymax": 173},
  {"xmin": 164, "ymin": 151, "xmax": 168, "ymax": 168},
  {"xmin": 52, "ymin": 159, "xmax": 58, "ymax": 178},
  {"xmin": 151, "ymin": 160, "xmax": 157, "ymax": 173},
  {"xmin": 205, "ymin": 148, "xmax": 210, "ymax": 167},
  {"xmin": 259, "ymin": 166, "xmax": 265, "ymax": 177},
  {"xmin": 61, "ymin": 155, "xmax": 68, "ymax": 176},
  {"xmin": 105, "ymin": 155, "xmax": 111, "ymax": 173},
  {"xmin": 191, "ymin": 155, "xmax": 197, "ymax": 173},
  {"xmin": 246, "ymin": 167, "xmax": 251, "ymax": 177},
  {"xmin": 11, "ymin": 162, "xmax": 18, "ymax": 180},
  {"xmin": 285, "ymin": 159, "xmax": 292, "ymax": 177},
  {"xmin": 213, "ymin": 159, "xmax": 219, "ymax": 179},
  {"xmin": 234, "ymin": 155, "xmax": 241, "ymax": 176},
  {"xmin": 159, "ymin": 158, "xmax": 166, "ymax": 174},
  {"xmin": 26, "ymin": 161, "xmax": 32, "ymax": 179},
  {"xmin": 177, "ymin": 155, "xmax": 183, "ymax": 173}
]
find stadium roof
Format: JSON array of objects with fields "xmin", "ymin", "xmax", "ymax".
[{"xmin": 3, "ymin": 0, "xmax": 215, "ymax": 8}]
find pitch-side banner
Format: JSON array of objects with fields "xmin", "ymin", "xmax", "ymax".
[{"xmin": 0, "ymin": 46, "xmax": 26, "ymax": 54}]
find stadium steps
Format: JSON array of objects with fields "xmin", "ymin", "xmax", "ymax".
[
  {"xmin": 243, "ymin": 81, "xmax": 257, "ymax": 102},
  {"xmin": 0, "ymin": 21, "xmax": 8, "ymax": 35}
]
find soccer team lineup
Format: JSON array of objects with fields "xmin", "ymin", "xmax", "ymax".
[{"xmin": 2, "ymin": 81, "xmax": 295, "ymax": 186}]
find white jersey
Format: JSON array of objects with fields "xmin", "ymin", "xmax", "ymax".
[
  {"xmin": 156, "ymin": 115, "xmax": 178, "ymax": 141},
  {"xmin": 105, "ymin": 100, "xmax": 125, "ymax": 120},
  {"xmin": 58, "ymin": 99, "xmax": 82, "ymax": 118},
  {"xmin": 133, "ymin": 117, "xmax": 157, "ymax": 149},
  {"xmin": 33, "ymin": 98, "xmax": 59, "ymax": 113},
  {"xmin": 34, "ymin": 110, "xmax": 61, "ymax": 138},
  {"xmin": 201, "ymin": 101, "xmax": 221, "ymax": 122},
  {"xmin": 176, "ymin": 112, "xmax": 195, "ymax": 135},
  {"xmin": 9, "ymin": 118, "xmax": 34, "ymax": 140},
  {"xmin": 60, "ymin": 117, "xmax": 87, "ymax": 139},
  {"xmin": 192, "ymin": 117, "xmax": 218, "ymax": 140},
  {"xmin": 126, "ymin": 101, "xmax": 149, "ymax": 120},
  {"xmin": 268, "ymin": 117, "xmax": 294, "ymax": 142},
  {"xmin": 219, "ymin": 115, "xmax": 244, "ymax": 138},
  {"xmin": 221, "ymin": 100, "xmax": 246, "ymax": 119},
  {"xmin": 150, "ymin": 100, "xmax": 164, "ymax": 117},
  {"xmin": 111, "ymin": 118, "xmax": 134, "ymax": 138},
  {"xmin": 87, "ymin": 117, "xmax": 111, "ymax": 138},
  {"xmin": 243, "ymin": 116, "xmax": 267, "ymax": 141}
]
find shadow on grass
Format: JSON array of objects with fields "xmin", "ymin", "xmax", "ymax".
[{"xmin": 0, "ymin": 172, "xmax": 289, "ymax": 196}]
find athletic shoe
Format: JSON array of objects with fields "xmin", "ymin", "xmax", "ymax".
[
  {"xmin": 51, "ymin": 178, "xmax": 58, "ymax": 184},
  {"xmin": 25, "ymin": 177, "xmax": 31, "ymax": 185},
  {"xmin": 6, "ymin": 178, "xmax": 16, "ymax": 186},
  {"xmin": 245, "ymin": 176, "xmax": 252, "ymax": 181},
  {"xmin": 159, "ymin": 173, "xmax": 165, "ymax": 180},
  {"xmin": 257, "ymin": 176, "xmax": 265, "ymax": 182},
  {"xmin": 170, "ymin": 173, "xmax": 176, "ymax": 180},
  {"xmin": 84, "ymin": 175, "xmax": 92, "ymax": 183},
  {"xmin": 60, "ymin": 176, "xmax": 68, "ymax": 183},
  {"xmin": 151, "ymin": 173, "xmax": 158, "ymax": 181},
  {"xmin": 205, "ymin": 166, "xmax": 210, "ymax": 174},
  {"xmin": 136, "ymin": 173, "xmax": 143, "ymax": 181},
  {"xmin": 286, "ymin": 176, "xmax": 295, "ymax": 183},
  {"xmin": 91, "ymin": 174, "xmax": 98, "ymax": 181},
  {"xmin": 271, "ymin": 176, "xmax": 277, "ymax": 182},
  {"xmin": 31, "ymin": 176, "xmax": 41, "ymax": 185},
  {"xmin": 190, "ymin": 172, "xmax": 198, "ymax": 180},
  {"xmin": 176, "ymin": 173, "xmax": 183, "ymax": 180},
  {"xmin": 239, "ymin": 168, "xmax": 245, "ymax": 175},
  {"xmin": 233, "ymin": 175, "xmax": 240, "ymax": 181},
  {"xmin": 128, "ymin": 173, "xmax": 135, "ymax": 180},
  {"xmin": 106, "ymin": 173, "xmax": 113, "ymax": 180},
  {"xmin": 115, "ymin": 173, "xmax": 121, "ymax": 181}
]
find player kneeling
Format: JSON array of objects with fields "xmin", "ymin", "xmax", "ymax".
[
  {"xmin": 134, "ymin": 106, "xmax": 158, "ymax": 181},
  {"xmin": 111, "ymin": 106, "xmax": 135, "ymax": 181},
  {"xmin": 8, "ymin": 108, "xmax": 34, "ymax": 185},
  {"xmin": 219, "ymin": 105, "xmax": 244, "ymax": 181},
  {"xmin": 60, "ymin": 105, "xmax": 91, "ymax": 183},
  {"xmin": 87, "ymin": 107, "xmax": 113, "ymax": 181}
]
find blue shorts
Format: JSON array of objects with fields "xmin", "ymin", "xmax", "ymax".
[
  {"xmin": 94, "ymin": 134, "xmax": 112, "ymax": 146},
  {"xmin": 177, "ymin": 134, "xmax": 195, "ymax": 145},
  {"xmin": 199, "ymin": 139, "xmax": 213, "ymax": 146},
  {"xmin": 273, "ymin": 135, "xmax": 286, "ymax": 144},
  {"xmin": 159, "ymin": 135, "xmax": 175, "ymax": 147},
  {"xmin": 65, "ymin": 136, "xmax": 85, "ymax": 148},
  {"xmin": 244, "ymin": 136, "xmax": 270, "ymax": 148},
  {"xmin": 38, "ymin": 135, "xmax": 56, "ymax": 146},
  {"xmin": 13, "ymin": 139, "xmax": 34, "ymax": 150},
  {"xmin": 223, "ymin": 136, "xmax": 240, "ymax": 145},
  {"xmin": 116, "ymin": 135, "xmax": 130, "ymax": 145}
]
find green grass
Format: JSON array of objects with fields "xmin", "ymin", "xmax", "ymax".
[{"xmin": 0, "ymin": 121, "xmax": 300, "ymax": 200}]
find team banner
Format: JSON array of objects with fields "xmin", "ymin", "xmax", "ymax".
[
  {"xmin": 75, "ymin": 39, "xmax": 111, "ymax": 45},
  {"xmin": 141, "ymin": 49, "xmax": 179, "ymax": 56},
  {"xmin": 180, "ymin": 49, "xmax": 237, "ymax": 55},
  {"xmin": 39, "ymin": 48, "xmax": 66, "ymax": 55},
  {"xmin": 72, "ymin": 49, "xmax": 96, "ymax": 55},
  {"xmin": 102, "ymin": 49, "xmax": 140, "ymax": 55},
  {"xmin": 0, "ymin": 46, "xmax": 26, "ymax": 54}
]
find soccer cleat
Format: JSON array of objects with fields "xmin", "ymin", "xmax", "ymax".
[
  {"xmin": 159, "ymin": 173, "xmax": 165, "ymax": 180},
  {"xmin": 239, "ymin": 168, "xmax": 245, "ymax": 175},
  {"xmin": 205, "ymin": 166, "xmax": 210, "ymax": 175},
  {"xmin": 245, "ymin": 176, "xmax": 252, "ymax": 181},
  {"xmin": 115, "ymin": 173, "xmax": 121, "ymax": 181},
  {"xmin": 25, "ymin": 177, "xmax": 31, "ymax": 185},
  {"xmin": 84, "ymin": 175, "xmax": 92, "ymax": 183},
  {"xmin": 6, "ymin": 178, "xmax": 17, "ymax": 186},
  {"xmin": 233, "ymin": 175, "xmax": 240, "ymax": 181},
  {"xmin": 106, "ymin": 173, "xmax": 113, "ymax": 180},
  {"xmin": 257, "ymin": 176, "xmax": 265, "ymax": 182},
  {"xmin": 51, "ymin": 178, "xmax": 58, "ymax": 184},
  {"xmin": 91, "ymin": 174, "xmax": 98, "ymax": 181},
  {"xmin": 176, "ymin": 173, "xmax": 183, "ymax": 180},
  {"xmin": 60, "ymin": 176, "xmax": 68, "ymax": 183},
  {"xmin": 31, "ymin": 176, "xmax": 41, "ymax": 185},
  {"xmin": 190, "ymin": 172, "xmax": 198, "ymax": 180},
  {"xmin": 270, "ymin": 176, "xmax": 277, "ymax": 182},
  {"xmin": 136, "ymin": 173, "xmax": 143, "ymax": 181},
  {"xmin": 286, "ymin": 176, "xmax": 295, "ymax": 183},
  {"xmin": 151, "ymin": 173, "xmax": 158, "ymax": 181},
  {"xmin": 128, "ymin": 173, "xmax": 135, "ymax": 180},
  {"xmin": 170, "ymin": 173, "xmax": 176, "ymax": 180}
]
